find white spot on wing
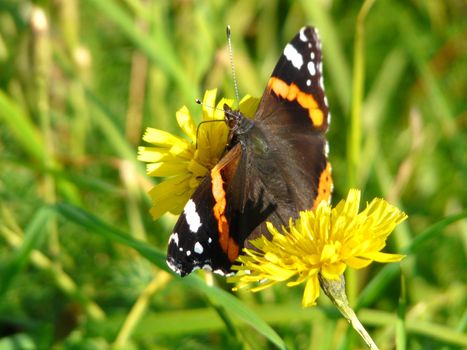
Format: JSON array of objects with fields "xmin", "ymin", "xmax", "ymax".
[
  {"xmin": 186, "ymin": 250, "xmax": 191, "ymax": 256},
  {"xmin": 208, "ymin": 237, "xmax": 212, "ymax": 244},
  {"xmin": 203, "ymin": 264, "xmax": 213, "ymax": 272},
  {"xmin": 314, "ymin": 28, "xmax": 322, "ymax": 49},
  {"xmin": 212, "ymin": 269, "xmax": 233, "ymax": 277},
  {"xmin": 307, "ymin": 61, "xmax": 316, "ymax": 76},
  {"xmin": 169, "ymin": 232, "xmax": 179, "ymax": 246},
  {"xmin": 184, "ymin": 199, "xmax": 202, "ymax": 233},
  {"xmin": 306, "ymin": 79, "xmax": 311, "ymax": 86},
  {"xmin": 324, "ymin": 141, "xmax": 330, "ymax": 157},
  {"xmin": 284, "ymin": 44, "xmax": 303, "ymax": 69},
  {"xmin": 214, "ymin": 269, "xmax": 225, "ymax": 276},
  {"xmin": 194, "ymin": 242, "xmax": 204, "ymax": 254},
  {"xmin": 310, "ymin": 51, "xmax": 315, "ymax": 59},
  {"xmin": 299, "ymin": 27, "xmax": 308, "ymax": 42},
  {"xmin": 166, "ymin": 259, "xmax": 181, "ymax": 275}
]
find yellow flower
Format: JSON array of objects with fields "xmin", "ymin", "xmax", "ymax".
[
  {"xmin": 228, "ymin": 189, "xmax": 407, "ymax": 307},
  {"xmin": 138, "ymin": 89, "xmax": 259, "ymax": 220}
]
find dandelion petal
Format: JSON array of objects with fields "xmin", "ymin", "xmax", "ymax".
[{"xmin": 176, "ymin": 106, "xmax": 197, "ymax": 142}]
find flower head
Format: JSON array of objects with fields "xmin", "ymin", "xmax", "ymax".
[
  {"xmin": 228, "ymin": 189, "xmax": 407, "ymax": 307},
  {"xmin": 138, "ymin": 89, "xmax": 259, "ymax": 220}
]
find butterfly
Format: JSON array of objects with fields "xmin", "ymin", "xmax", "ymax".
[{"xmin": 167, "ymin": 26, "xmax": 332, "ymax": 276}]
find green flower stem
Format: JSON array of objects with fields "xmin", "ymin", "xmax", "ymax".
[
  {"xmin": 113, "ymin": 271, "xmax": 172, "ymax": 349},
  {"xmin": 320, "ymin": 274, "xmax": 379, "ymax": 350},
  {"xmin": 396, "ymin": 275, "xmax": 407, "ymax": 350},
  {"xmin": 347, "ymin": 0, "xmax": 375, "ymax": 309},
  {"xmin": 349, "ymin": 0, "xmax": 375, "ymax": 187}
]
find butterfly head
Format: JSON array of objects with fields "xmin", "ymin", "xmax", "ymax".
[{"xmin": 223, "ymin": 104, "xmax": 254, "ymax": 135}]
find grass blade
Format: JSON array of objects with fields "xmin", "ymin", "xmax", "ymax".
[
  {"xmin": 54, "ymin": 203, "xmax": 166, "ymax": 267},
  {"xmin": 0, "ymin": 206, "xmax": 52, "ymax": 298},
  {"xmin": 0, "ymin": 91, "xmax": 44, "ymax": 162},
  {"xmin": 85, "ymin": 0, "xmax": 196, "ymax": 102},
  {"xmin": 55, "ymin": 202, "xmax": 286, "ymax": 349}
]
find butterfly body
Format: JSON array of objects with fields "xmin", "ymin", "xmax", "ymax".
[{"xmin": 167, "ymin": 26, "xmax": 333, "ymax": 276}]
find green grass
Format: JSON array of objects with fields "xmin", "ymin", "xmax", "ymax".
[{"xmin": 0, "ymin": 0, "xmax": 466, "ymax": 349}]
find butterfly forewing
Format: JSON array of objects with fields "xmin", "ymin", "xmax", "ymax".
[
  {"xmin": 167, "ymin": 175, "xmax": 232, "ymax": 276},
  {"xmin": 257, "ymin": 27, "xmax": 330, "ymax": 133}
]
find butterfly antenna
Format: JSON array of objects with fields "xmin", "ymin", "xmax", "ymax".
[
  {"xmin": 194, "ymin": 99, "xmax": 229, "ymax": 149},
  {"xmin": 226, "ymin": 25, "xmax": 240, "ymax": 107},
  {"xmin": 195, "ymin": 98, "xmax": 235, "ymax": 118}
]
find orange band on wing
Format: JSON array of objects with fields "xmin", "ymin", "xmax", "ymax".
[
  {"xmin": 311, "ymin": 162, "xmax": 333, "ymax": 211},
  {"xmin": 211, "ymin": 165, "xmax": 239, "ymax": 262},
  {"xmin": 268, "ymin": 77, "xmax": 324, "ymax": 127}
]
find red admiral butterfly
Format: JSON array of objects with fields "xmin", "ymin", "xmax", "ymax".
[{"xmin": 167, "ymin": 26, "xmax": 332, "ymax": 276}]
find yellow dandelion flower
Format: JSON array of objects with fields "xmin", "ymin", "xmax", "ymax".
[
  {"xmin": 138, "ymin": 89, "xmax": 259, "ymax": 220},
  {"xmin": 228, "ymin": 189, "xmax": 407, "ymax": 307}
]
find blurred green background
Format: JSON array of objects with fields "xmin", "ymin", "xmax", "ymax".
[{"xmin": 0, "ymin": 0, "xmax": 466, "ymax": 349}]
